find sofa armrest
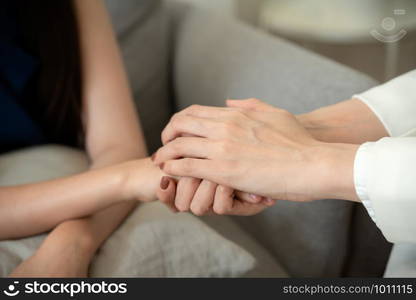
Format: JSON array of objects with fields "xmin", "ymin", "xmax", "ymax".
[
  {"xmin": 171, "ymin": 8, "xmax": 377, "ymax": 112},
  {"xmin": 171, "ymin": 7, "xmax": 391, "ymax": 277}
]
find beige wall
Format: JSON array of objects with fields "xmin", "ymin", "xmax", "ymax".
[
  {"xmin": 168, "ymin": 0, "xmax": 237, "ymax": 16},
  {"xmin": 236, "ymin": 0, "xmax": 263, "ymax": 25},
  {"xmin": 167, "ymin": 0, "xmax": 264, "ymax": 24}
]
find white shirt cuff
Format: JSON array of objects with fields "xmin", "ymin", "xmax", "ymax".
[
  {"xmin": 353, "ymin": 137, "xmax": 416, "ymax": 243},
  {"xmin": 354, "ymin": 142, "xmax": 377, "ymax": 222}
]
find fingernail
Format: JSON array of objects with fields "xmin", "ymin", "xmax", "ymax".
[
  {"xmin": 160, "ymin": 176, "xmax": 170, "ymax": 190},
  {"xmin": 250, "ymin": 194, "xmax": 262, "ymax": 201},
  {"xmin": 265, "ymin": 198, "xmax": 275, "ymax": 205}
]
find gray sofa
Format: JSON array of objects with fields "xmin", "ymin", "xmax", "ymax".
[{"xmin": 106, "ymin": 0, "xmax": 392, "ymax": 277}]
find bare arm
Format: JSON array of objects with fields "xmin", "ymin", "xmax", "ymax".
[
  {"xmin": 0, "ymin": 160, "xmax": 154, "ymax": 240},
  {"xmin": 297, "ymin": 98, "xmax": 389, "ymax": 144},
  {"xmin": 60, "ymin": 0, "xmax": 149, "ymax": 252},
  {"xmin": 0, "ymin": 0, "xmax": 162, "ymax": 240},
  {"xmin": 9, "ymin": 0, "xmax": 164, "ymax": 277}
]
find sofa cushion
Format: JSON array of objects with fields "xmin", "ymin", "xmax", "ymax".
[
  {"xmin": 201, "ymin": 215, "xmax": 289, "ymax": 277},
  {"xmin": 105, "ymin": 0, "xmax": 173, "ymax": 153},
  {"xmin": 91, "ymin": 202, "xmax": 256, "ymax": 277}
]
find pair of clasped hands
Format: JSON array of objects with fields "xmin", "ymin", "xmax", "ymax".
[{"xmin": 151, "ymin": 98, "xmax": 358, "ymax": 216}]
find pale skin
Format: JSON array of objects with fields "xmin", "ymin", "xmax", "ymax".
[
  {"xmin": 154, "ymin": 98, "xmax": 389, "ymax": 214},
  {"xmin": 3, "ymin": 1, "xmax": 388, "ymax": 277},
  {"xmin": 5, "ymin": 0, "xmax": 261, "ymax": 277}
]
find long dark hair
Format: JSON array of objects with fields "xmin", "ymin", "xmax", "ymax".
[{"xmin": 17, "ymin": 0, "xmax": 84, "ymax": 147}]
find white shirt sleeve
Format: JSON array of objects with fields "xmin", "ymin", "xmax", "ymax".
[
  {"xmin": 354, "ymin": 138, "xmax": 416, "ymax": 243},
  {"xmin": 352, "ymin": 70, "xmax": 416, "ymax": 243},
  {"xmin": 354, "ymin": 70, "xmax": 416, "ymax": 137}
]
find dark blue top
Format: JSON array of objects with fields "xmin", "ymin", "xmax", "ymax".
[{"xmin": 0, "ymin": 2, "xmax": 45, "ymax": 153}]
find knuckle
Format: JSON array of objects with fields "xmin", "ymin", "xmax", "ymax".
[
  {"xmin": 188, "ymin": 104, "xmax": 201, "ymax": 111},
  {"xmin": 181, "ymin": 158, "xmax": 195, "ymax": 174},
  {"xmin": 170, "ymin": 115, "xmax": 184, "ymax": 128},
  {"xmin": 230, "ymin": 110, "xmax": 243, "ymax": 119},
  {"xmin": 216, "ymin": 185, "xmax": 227, "ymax": 193},
  {"xmin": 171, "ymin": 138, "xmax": 185, "ymax": 152},
  {"xmin": 161, "ymin": 132, "xmax": 168, "ymax": 144},
  {"xmin": 170, "ymin": 112, "xmax": 181, "ymax": 123},
  {"xmin": 221, "ymin": 122, "xmax": 237, "ymax": 137},
  {"xmin": 176, "ymin": 203, "xmax": 190, "ymax": 212},
  {"xmin": 248, "ymin": 98, "xmax": 260, "ymax": 103},
  {"xmin": 230, "ymin": 110, "xmax": 248, "ymax": 123},
  {"xmin": 191, "ymin": 204, "xmax": 207, "ymax": 216},
  {"xmin": 213, "ymin": 205, "xmax": 228, "ymax": 215},
  {"xmin": 232, "ymin": 107, "xmax": 245, "ymax": 114}
]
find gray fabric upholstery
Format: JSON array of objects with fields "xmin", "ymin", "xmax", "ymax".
[
  {"xmin": 172, "ymin": 9, "xmax": 377, "ymax": 113},
  {"xmin": 171, "ymin": 7, "xmax": 391, "ymax": 277},
  {"xmin": 201, "ymin": 215, "xmax": 288, "ymax": 277},
  {"xmin": 105, "ymin": 0, "xmax": 173, "ymax": 153}
]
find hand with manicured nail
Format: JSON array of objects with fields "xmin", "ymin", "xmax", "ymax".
[
  {"xmin": 153, "ymin": 98, "xmax": 359, "ymax": 208},
  {"xmin": 152, "ymin": 137, "xmax": 274, "ymax": 216},
  {"xmin": 152, "ymin": 126, "xmax": 274, "ymax": 216},
  {"xmin": 156, "ymin": 176, "xmax": 275, "ymax": 216}
]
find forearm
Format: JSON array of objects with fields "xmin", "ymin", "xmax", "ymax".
[
  {"xmin": 296, "ymin": 98, "xmax": 386, "ymax": 202},
  {"xmin": 297, "ymin": 98, "xmax": 389, "ymax": 144},
  {"xmin": 49, "ymin": 201, "xmax": 137, "ymax": 261},
  {"xmin": 77, "ymin": 201, "xmax": 137, "ymax": 254},
  {"xmin": 47, "ymin": 0, "xmax": 160, "ymax": 263},
  {"xmin": 0, "ymin": 164, "xmax": 127, "ymax": 240},
  {"xmin": 311, "ymin": 142, "xmax": 360, "ymax": 202},
  {"xmin": 50, "ymin": 153, "xmax": 162, "ymax": 259}
]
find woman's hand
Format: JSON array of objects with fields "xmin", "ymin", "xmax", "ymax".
[
  {"xmin": 116, "ymin": 157, "xmax": 164, "ymax": 202},
  {"xmin": 156, "ymin": 176, "xmax": 275, "ymax": 216},
  {"xmin": 153, "ymin": 99, "xmax": 359, "ymax": 203}
]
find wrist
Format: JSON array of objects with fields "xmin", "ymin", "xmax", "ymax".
[
  {"xmin": 118, "ymin": 157, "xmax": 164, "ymax": 202},
  {"xmin": 298, "ymin": 98, "xmax": 388, "ymax": 144},
  {"xmin": 297, "ymin": 110, "xmax": 340, "ymax": 142},
  {"xmin": 310, "ymin": 142, "xmax": 360, "ymax": 202}
]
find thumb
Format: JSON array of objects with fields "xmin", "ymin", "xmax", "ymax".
[
  {"xmin": 156, "ymin": 176, "xmax": 178, "ymax": 213},
  {"xmin": 226, "ymin": 98, "xmax": 276, "ymax": 112}
]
